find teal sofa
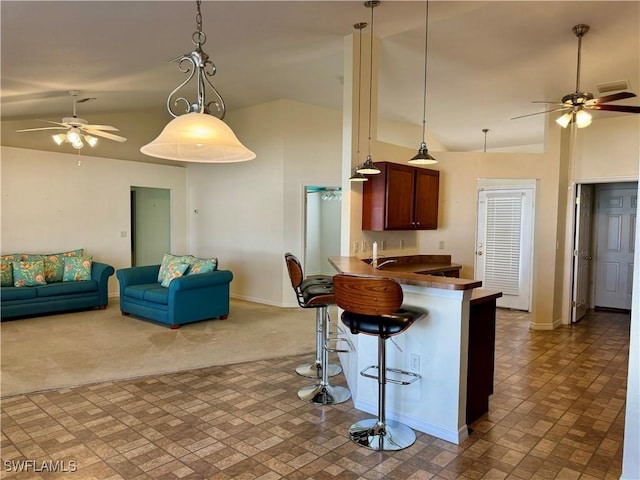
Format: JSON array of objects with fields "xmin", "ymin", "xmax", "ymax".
[
  {"xmin": 1, "ymin": 262, "xmax": 115, "ymax": 320},
  {"xmin": 116, "ymin": 264, "xmax": 233, "ymax": 328}
]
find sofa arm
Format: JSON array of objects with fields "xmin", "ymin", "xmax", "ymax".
[
  {"xmin": 117, "ymin": 265, "xmax": 161, "ymax": 288},
  {"xmin": 169, "ymin": 270, "xmax": 233, "ymax": 292},
  {"xmin": 92, "ymin": 261, "xmax": 115, "ymax": 306}
]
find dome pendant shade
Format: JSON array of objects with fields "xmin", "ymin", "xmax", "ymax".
[
  {"xmin": 408, "ymin": 142, "xmax": 437, "ymax": 165},
  {"xmin": 140, "ymin": 113, "xmax": 256, "ymax": 163},
  {"xmin": 357, "ymin": 155, "xmax": 381, "ymax": 175}
]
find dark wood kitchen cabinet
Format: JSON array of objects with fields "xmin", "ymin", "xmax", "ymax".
[{"xmin": 362, "ymin": 161, "xmax": 439, "ymax": 231}]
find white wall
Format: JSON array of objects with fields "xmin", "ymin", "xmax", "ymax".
[
  {"xmin": 0, "ymin": 146, "xmax": 188, "ymax": 296},
  {"xmin": 186, "ymin": 99, "xmax": 342, "ymax": 307}
]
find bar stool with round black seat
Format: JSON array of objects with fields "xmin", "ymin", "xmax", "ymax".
[
  {"xmin": 284, "ymin": 253, "xmax": 342, "ymax": 379},
  {"xmin": 284, "ymin": 253, "xmax": 351, "ymax": 405},
  {"xmin": 333, "ymin": 273, "xmax": 424, "ymax": 451}
]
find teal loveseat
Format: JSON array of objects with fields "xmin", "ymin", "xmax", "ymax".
[
  {"xmin": 117, "ymin": 264, "xmax": 233, "ymax": 328},
  {"xmin": 1, "ymin": 262, "xmax": 115, "ymax": 320}
]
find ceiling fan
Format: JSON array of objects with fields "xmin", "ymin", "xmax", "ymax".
[
  {"xmin": 16, "ymin": 90, "xmax": 127, "ymax": 148},
  {"xmin": 513, "ymin": 24, "xmax": 640, "ymax": 128}
]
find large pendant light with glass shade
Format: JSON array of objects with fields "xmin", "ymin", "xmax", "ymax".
[
  {"xmin": 409, "ymin": 0, "xmax": 436, "ymax": 165},
  {"xmin": 357, "ymin": 1, "xmax": 381, "ymax": 176},
  {"xmin": 141, "ymin": 0, "xmax": 255, "ymax": 163},
  {"xmin": 350, "ymin": 22, "xmax": 369, "ymax": 183}
]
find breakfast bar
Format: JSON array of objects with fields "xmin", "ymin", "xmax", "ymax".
[{"xmin": 329, "ymin": 255, "xmax": 501, "ymax": 444}]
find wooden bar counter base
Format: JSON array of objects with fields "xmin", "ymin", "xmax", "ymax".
[{"xmin": 330, "ymin": 256, "xmax": 501, "ymax": 445}]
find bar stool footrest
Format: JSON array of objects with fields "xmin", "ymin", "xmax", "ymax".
[{"xmin": 360, "ymin": 365, "xmax": 421, "ymax": 385}]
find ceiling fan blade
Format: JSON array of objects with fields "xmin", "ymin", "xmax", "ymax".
[
  {"xmin": 35, "ymin": 119, "xmax": 69, "ymax": 127},
  {"xmin": 511, "ymin": 106, "xmax": 570, "ymax": 120},
  {"xmin": 16, "ymin": 126, "xmax": 68, "ymax": 132},
  {"xmin": 589, "ymin": 104, "xmax": 640, "ymax": 113},
  {"xmin": 531, "ymin": 101, "xmax": 566, "ymax": 105},
  {"xmin": 588, "ymin": 91, "xmax": 637, "ymax": 105},
  {"xmin": 82, "ymin": 124, "xmax": 119, "ymax": 132},
  {"xmin": 85, "ymin": 129, "xmax": 127, "ymax": 142}
]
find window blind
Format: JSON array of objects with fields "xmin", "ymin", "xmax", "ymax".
[{"xmin": 484, "ymin": 193, "xmax": 522, "ymax": 295}]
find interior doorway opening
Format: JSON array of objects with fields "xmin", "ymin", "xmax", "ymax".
[
  {"xmin": 571, "ymin": 181, "xmax": 638, "ymax": 322},
  {"xmin": 130, "ymin": 186, "xmax": 171, "ymax": 267},
  {"xmin": 304, "ymin": 186, "xmax": 341, "ymax": 276}
]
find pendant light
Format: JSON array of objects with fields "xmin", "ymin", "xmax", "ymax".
[
  {"xmin": 141, "ymin": 0, "xmax": 255, "ymax": 163},
  {"xmin": 350, "ymin": 22, "xmax": 369, "ymax": 183},
  {"xmin": 482, "ymin": 128, "xmax": 489, "ymax": 152},
  {"xmin": 357, "ymin": 1, "xmax": 381, "ymax": 175},
  {"xmin": 408, "ymin": 0, "xmax": 437, "ymax": 165}
]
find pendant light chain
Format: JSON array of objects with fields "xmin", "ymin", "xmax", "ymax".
[
  {"xmin": 367, "ymin": 2, "xmax": 375, "ymax": 158},
  {"xmin": 356, "ymin": 23, "xmax": 365, "ymax": 162},
  {"xmin": 420, "ymin": 1, "xmax": 429, "ymax": 145}
]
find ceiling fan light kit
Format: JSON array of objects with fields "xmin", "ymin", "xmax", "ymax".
[
  {"xmin": 140, "ymin": 0, "xmax": 255, "ymax": 163},
  {"xmin": 16, "ymin": 90, "xmax": 127, "ymax": 150},
  {"xmin": 408, "ymin": 0, "xmax": 436, "ymax": 165},
  {"xmin": 513, "ymin": 23, "xmax": 640, "ymax": 128}
]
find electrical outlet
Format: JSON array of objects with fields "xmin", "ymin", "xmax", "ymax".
[
  {"xmin": 381, "ymin": 240, "xmax": 387, "ymax": 251},
  {"xmin": 353, "ymin": 241, "xmax": 359, "ymax": 253},
  {"xmin": 362, "ymin": 241, "xmax": 368, "ymax": 252},
  {"xmin": 438, "ymin": 240, "xmax": 445, "ymax": 250},
  {"xmin": 400, "ymin": 240, "xmax": 405, "ymax": 250},
  {"xmin": 410, "ymin": 354, "xmax": 420, "ymax": 371}
]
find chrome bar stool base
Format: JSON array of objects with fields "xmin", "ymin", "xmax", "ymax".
[
  {"xmin": 297, "ymin": 383, "xmax": 351, "ymax": 405},
  {"xmin": 348, "ymin": 419, "xmax": 416, "ymax": 451},
  {"xmin": 295, "ymin": 362, "xmax": 342, "ymax": 378}
]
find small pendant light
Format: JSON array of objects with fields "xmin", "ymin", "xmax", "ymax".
[
  {"xmin": 409, "ymin": 0, "xmax": 437, "ymax": 165},
  {"xmin": 350, "ymin": 22, "xmax": 369, "ymax": 182},
  {"xmin": 357, "ymin": 1, "xmax": 381, "ymax": 175}
]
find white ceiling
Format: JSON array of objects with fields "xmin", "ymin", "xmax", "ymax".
[{"xmin": 1, "ymin": 1, "xmax": 639, "ymax": 155}]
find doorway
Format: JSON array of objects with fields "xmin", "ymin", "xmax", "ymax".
[
  {"xmin": 571, "ymin": 181, "xmax": 637, "ymax": 322},
  {"xmin": 304, "ymin": 186, "xmax": 341, "ymax": 276},
  {"xmin": 475, "ymin": 180, "xmax": 536, "ymax": 311},
  {"xmin": 130, "ymin": 187, "xmax": 171, "ymax": 266}
]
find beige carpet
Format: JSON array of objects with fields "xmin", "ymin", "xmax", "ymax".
[{"xmin": 0, "ymin": 299, "xmax": 322, "ymax": 397}]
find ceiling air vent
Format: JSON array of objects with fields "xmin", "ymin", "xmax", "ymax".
[{"xmin": 596, "ymin": 80, "xmax": 630, "ymax": 94}]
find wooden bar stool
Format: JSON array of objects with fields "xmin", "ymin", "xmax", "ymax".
[
  {"xmin": 333, "ymin": 273, "xmax": 424, "ymax": 450},
  {"xmin": 284, "ymin": 253, "xmax": 351, "ymax": 405}
]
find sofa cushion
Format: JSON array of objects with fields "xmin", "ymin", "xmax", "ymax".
[
  {"xmin": 1, "ymin": 286, "xmax": 38, "ymax": 301},
  {"xmin": 123, "ymin": 283, "xmax": 169, "ymax": 305},
  {"xmin": 12, "ymin": 260, "xmax": 47, "ymax": 287},
  {"xmin": 160, "ymin": 262, "xmax": 189, "ymax": 287},
  {"xmin": 143, "ymin": 286, "xmax": 170, "ymax": 305},
  {"xmin": 63, "ymin": 256, "xmax": 93, "ymax": 282},
  {"xmin": 36, "ymin": 280, "xmax": 98, "ymax": 297},
  {"xmin": 1, "ymin": 258, "xmax": 13, "ymax": 287}
]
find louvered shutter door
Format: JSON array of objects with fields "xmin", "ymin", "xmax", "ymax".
[{"xmin": 484, "ymin": 192, "xmax": 523, "ymax": 295}]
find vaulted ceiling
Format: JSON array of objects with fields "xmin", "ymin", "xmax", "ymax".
[{"xmin": 2, "ymin": 1, "xmax": 638, "ymax": 158}]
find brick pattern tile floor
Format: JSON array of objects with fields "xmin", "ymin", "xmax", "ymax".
[{"xmin": 1, "ymin": 309, "xmax": 629, "ymax": 479}]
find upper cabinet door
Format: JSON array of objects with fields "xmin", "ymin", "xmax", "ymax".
[
  {"xmin": 414, "ymin": 168, "xmax": 440, "ymax": 230},
  {"xmin": 385, "ymin": 163, "xmax": 416, "ymax": 229},
  {"xmin": 362, "ymin": 161, "xmax": 439, "ymax": 231}
]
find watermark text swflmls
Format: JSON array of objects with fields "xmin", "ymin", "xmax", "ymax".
[{"xmin": 3, "ymin": 459, "xmax": 78, "ymax": 473}]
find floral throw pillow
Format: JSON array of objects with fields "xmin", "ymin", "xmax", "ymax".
[
  {"xmin": 160, "ymin": 262, "xmax": 189, "ymax": 287},
  {"xmin": 186, "ymin": 256, "xmax": 218, "ymax": 274},
  {"xmin": 12, "ymin": 260, "xmax": 47, "ymax": 287},
  {"xmin": 44, "ymin": 250, "xmax": 82, "ymax": 283},
  {"xmin": 1, "ymin": 258, "xmax": 14, "ymax": 287},
  {"xmin": 157, "ymin": 253, "xmax": 191, "ymax": 283},
  {"xmin": 63, "ymin": 256, "xmax": 93, "ymax": 282}
]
